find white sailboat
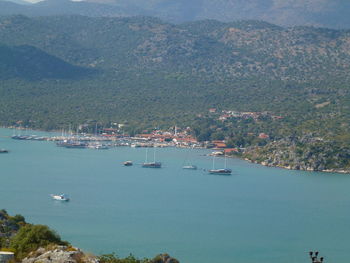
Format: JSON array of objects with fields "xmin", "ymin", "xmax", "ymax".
[{"xmin": 182, "ymin": 146, "xmax": 197, "ymax": 170}]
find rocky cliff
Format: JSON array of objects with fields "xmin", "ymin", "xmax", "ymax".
[{"xmin": 242, "ymin": 135, "xmax": 350, "ymax": 173}]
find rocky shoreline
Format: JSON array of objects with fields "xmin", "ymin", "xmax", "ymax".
[
  {"xmin": 244, "ymin": 158, "xmax": 350, "ymax": 174},
  {"xmin": 235, "ymin": 134, "xmax": 350, "ymax": 175},
  {"xmin": 21, "ymin": 246, "xmax": 179, "ymax": 263}
]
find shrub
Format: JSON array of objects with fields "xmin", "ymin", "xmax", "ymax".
[{"xmin": 10, "ymin": 224, "xmax": 68, "ymax": 259}]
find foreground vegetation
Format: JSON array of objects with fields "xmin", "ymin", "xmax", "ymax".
[{"xmin": 0, "ymin": 210, "xmax": 178, "ymax": 263}]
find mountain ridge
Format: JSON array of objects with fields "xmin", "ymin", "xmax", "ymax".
[{"xmin": 1, "ymin": 0, "xmax": 350, "ymax": 29}]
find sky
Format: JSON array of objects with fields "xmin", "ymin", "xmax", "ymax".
[{"xmin": 20, "ymin": 0, "xmax": 84, "ymax": 2}]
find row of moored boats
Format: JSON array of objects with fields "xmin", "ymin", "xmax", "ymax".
[{"xmin": 123, "ymin": 155, "xmax": 232, "ymax": 174}]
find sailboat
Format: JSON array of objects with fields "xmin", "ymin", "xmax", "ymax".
[
  {"xmin": 142, "ymin": 147, "xmax": 162, "ymax": 168},
  {"xmin": 208, "ymin": 154, "xmax": 232, "ymax": 175},
  {"xmin": 182, "ymin": 146, "xmax": 197, "ymax": 170}
]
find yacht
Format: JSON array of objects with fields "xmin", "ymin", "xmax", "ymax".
[
  {"xmin": 182, "ymin": 165, "xmax": 197, "ymax": 170},
  {"xmin": 142, "ymin": 162, "xmax": 162, "ymax": 168},
  {"xmin": 182, "ymin": 146, "xmax": 197, "ymax": 170},
  {"xmin": 208, "ymin": 154, "xmax": 232, "ymax": 175},
  {"xmin": 0, "ymin": 149, "xmax": 9, "ymax": 153},
  {"xmin": 50, "ymin": 194, "xmax": 70, "ymax": 201},
  {"xmin": 208, "ymin": 168, "xmax": 232, "ymax": 175},
  {"xmin": 56, "ymin": 140, "xmax": 88, "ymax": 148},
  {"xmin": 142, "ymin": 147, "xmax": 162, "ymax": 168}
]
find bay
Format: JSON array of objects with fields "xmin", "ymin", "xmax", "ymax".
[{"xmin": 1, "ymin": 128, "xmax": 350, "ymax": 263}]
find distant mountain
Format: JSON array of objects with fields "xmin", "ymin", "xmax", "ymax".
[
  {"xmin": 127, "ymin": 0, "xmax": 350, "ymax": 28},
  {"xmin": 0, "ymin": 43, "xmax": 93, "ymax": 80},
  {"xmin": 0, "ymin": 0, "xmax": 350, "ymax": 29},
  {"xmin": 5, "ymin": 0, "xmax": 30, "ymax": 5}
]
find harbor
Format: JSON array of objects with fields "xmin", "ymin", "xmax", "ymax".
[
  {"xmin": 1, "ymin": 127, "xmax": 349, "ymax": 263},
  {"xmin": 7, "ymin": 126, "xmax": 225, "ymax": 151}
]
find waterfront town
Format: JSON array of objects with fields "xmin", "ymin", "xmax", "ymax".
[{"xmin": 6, "ymin": 109, "xmax": 280, "ymax": 153}]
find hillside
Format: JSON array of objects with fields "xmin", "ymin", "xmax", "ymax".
[
  {"xmin": 1, "ymin": 0, "xmax": 350, "ymax": 29},
  {"xmin": 0, "ymin": 15, "xmax": 349, "ymax": 130},
  {"xmin": 0, "ymin": 15, "xmax": 349, "ymax": 170},
  {"xmin": 0, "ymin": 44, "xmax": 93, "ymax": 80}
]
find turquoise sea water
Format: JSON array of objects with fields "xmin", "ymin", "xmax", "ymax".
[{"xmin": 1, "ymin": 128, "xmax": 350, "ymax": 263}]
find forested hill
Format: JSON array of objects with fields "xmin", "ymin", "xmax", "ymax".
[
  {"xmin": 1, "ymin": 16, "xmax": 350, "ymax": 82},
  {"xmin": 0, "ymin": 44, "xmax": 93, "ymax": 80},
  {"xmin": 0, "ymin": 15, "xmax": 349, "ymax": 135},
  {"xmin": 1, "ymin": 0, "xmax": 350, "ymax": 29}
]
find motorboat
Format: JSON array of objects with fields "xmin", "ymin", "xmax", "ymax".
[
  {"xmin": 50, "ymin": 194, "xmax": 70, "ymax": 201},
  {"xmin": 182, "ymin": 165, "xmax": 197, "ymax": 170},
  {"xmin": 123, "ymin": 161, "xmax": 133, "ymax": 166}
]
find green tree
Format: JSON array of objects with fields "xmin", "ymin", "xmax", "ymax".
[{"xmin": 10, "ymin": 224, "xmax": 68, "ymax": 259}]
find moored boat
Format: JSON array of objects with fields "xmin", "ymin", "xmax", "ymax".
[
  {"xmin": 208, "ymin": 154, "xmax": 232, "ymax": 175},
  {"xmin": 142, "ymin": 147, "xmax": 162, "ymax": 168},
  {"xmin": 123, "ymin": 161, "xmax": 133, "ymax": 166},
  {"xmin": 56, "ymin": 140, "xmax": 88, "ymax": 148},
  {"xmin": 50, "ymin": 194, "xmax": 70, "ymax": 201},
  {"xmin": 0, "ymin": 149, "xmax": 9, "ymax": 153},
  {"xmin": 182, "ymin": 145, "xmax": 197, "ymax": 170},
  {"xmin": 208, "ymin": 168, "xmax": 232, "ymax": 175},
  {"xmin": 142, "ymin": 162, "xmax": 162, "ymax": 168},
  {"xmin": 182, "ymin": 165, "xmax": 197, "ymax": 170}
]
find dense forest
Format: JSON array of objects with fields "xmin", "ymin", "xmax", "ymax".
[{"xmin": 0, "ymin": 16, "xmax": 349, "ymax": 128}]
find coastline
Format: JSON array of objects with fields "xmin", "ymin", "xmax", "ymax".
[
  {"xmin": 2, "ymin": 125, "xmax": 349, "ymax": 175},
  {"xmin": 243, "ymin": 157, "xmax": 350, "ymax": 174}
]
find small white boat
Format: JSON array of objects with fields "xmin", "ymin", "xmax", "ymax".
[
  {"xmin": 182, "ymin": 165, "xmax": 197, "ymax": 170},
  {"xmin": 50, "ymin": 194, "xmax": 70, "ymax": 201}
]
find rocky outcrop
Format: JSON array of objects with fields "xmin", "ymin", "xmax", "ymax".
[
  {"xmin": 151, "ymin": 254, "xmax": 179, "ymax": 263},
  {"xmin": 22, "ymin": 248, "xmax": 180, "ymax": 263},
  {"xmin": 22, "ymin": 246, "xmax": 98, "ymax": 263},
  {"xmin": 243, "ymin": 136, "xmax": 350, "ymax": 174}
]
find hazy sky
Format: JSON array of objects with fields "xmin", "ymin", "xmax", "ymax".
[
  {"xmin": 22, "ymin": 0, "xmax": 83, "ymax": 2},
  {"xmin": 23, "ymin": 0, "xmax": 43, "ymax": 2}
]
